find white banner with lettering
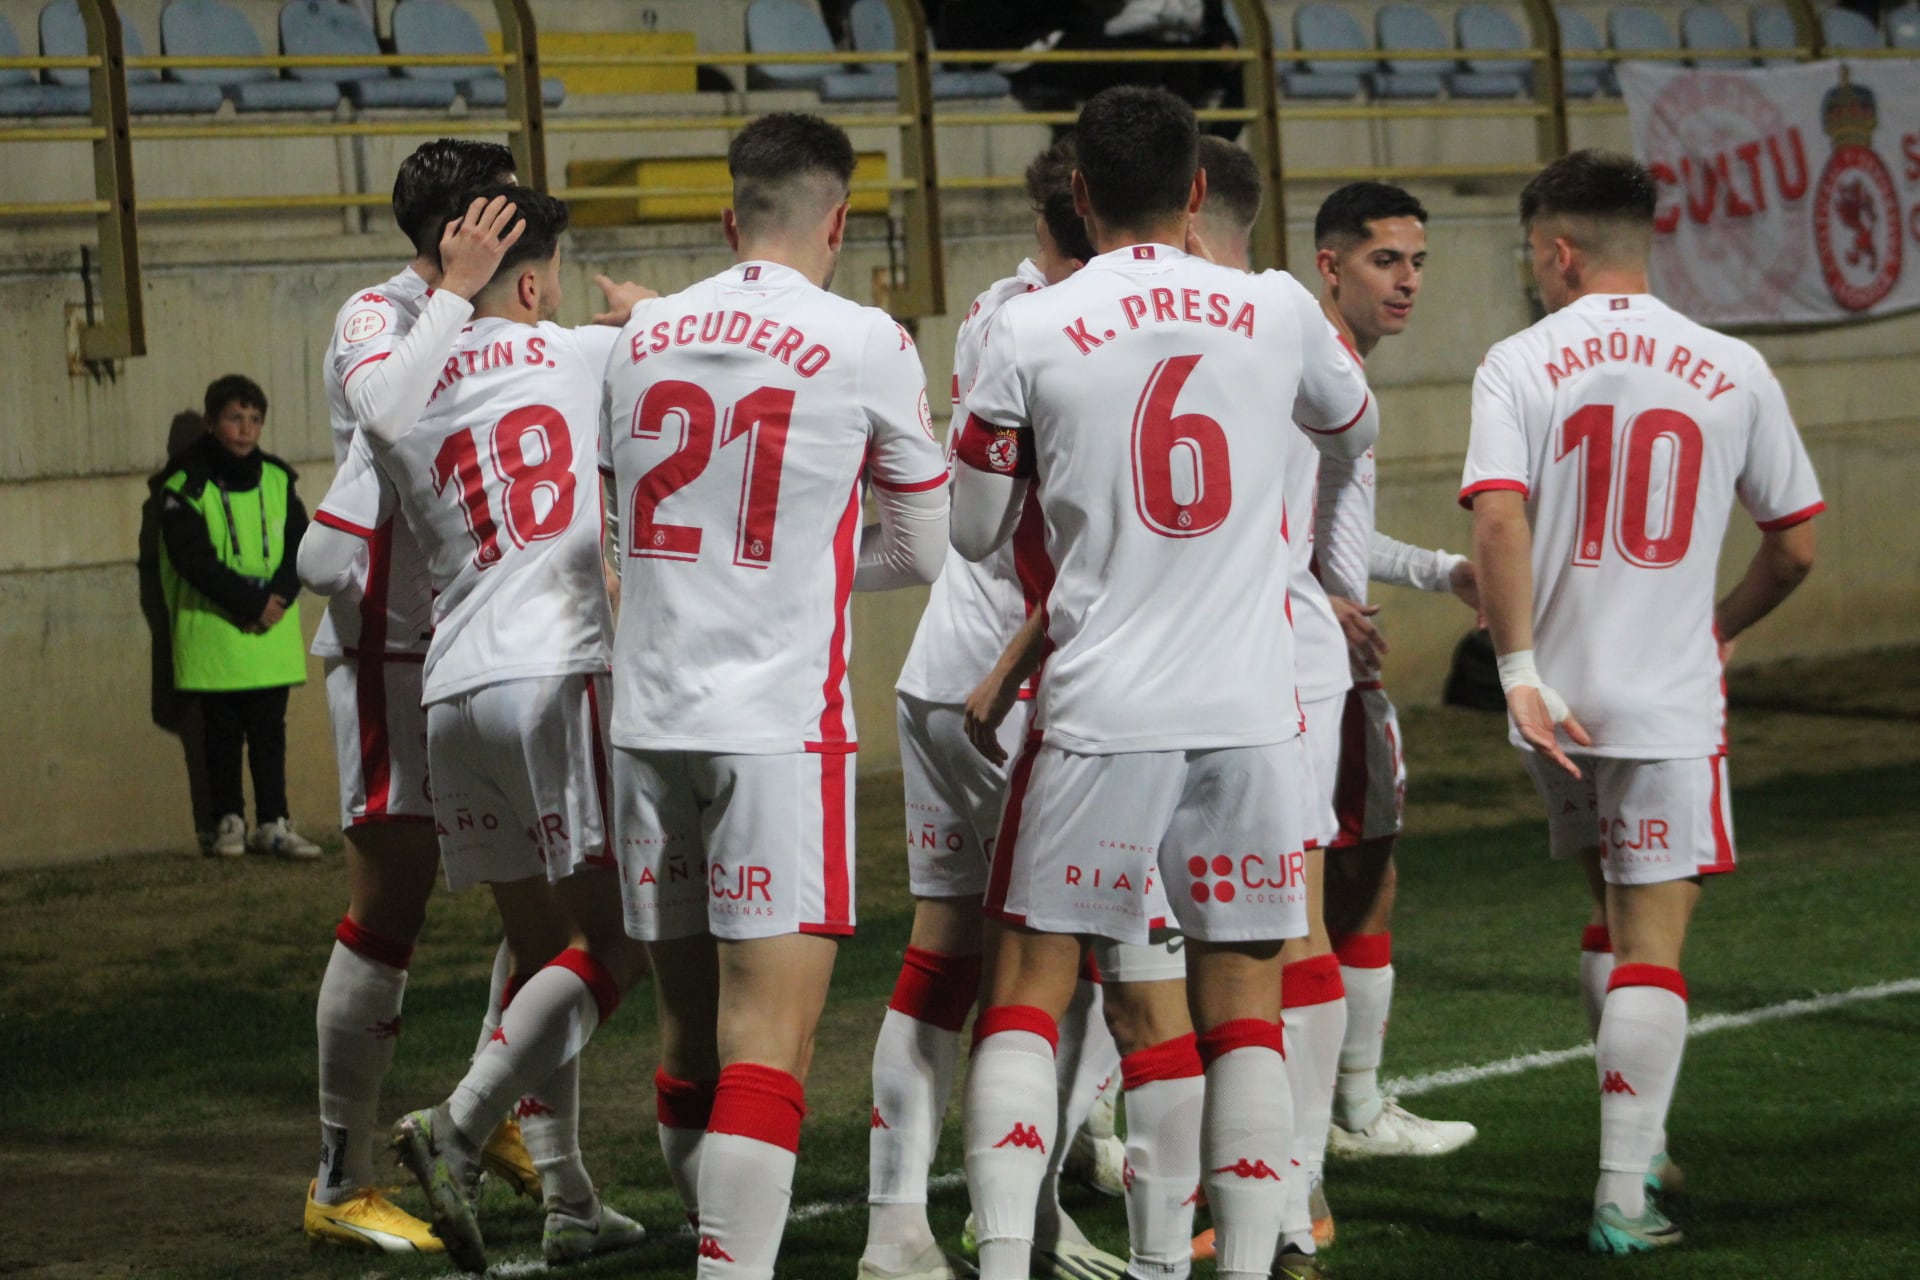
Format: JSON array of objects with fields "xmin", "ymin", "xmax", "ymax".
[{"xmin": 1621, "ymin": 59, "xmax": 1920, "ymax": 327}]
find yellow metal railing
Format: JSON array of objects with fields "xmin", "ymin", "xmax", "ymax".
[{"xmin": 0, "ymin": 0, "xmax": 1862, "ymax": 363}]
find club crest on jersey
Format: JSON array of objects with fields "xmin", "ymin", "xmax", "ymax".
[
  {"xmin": 918, "ymin": 389, "xmax": 935, "ymax": 440},
  {"xmin": 985, "ymin": 432, "xmax": 1021, "ymax": 474},
  {"xmin": 1133, "ymin": 245, "xmax": 1156, "ymax": 260},
  {"xmin": 743, "ymin": 265, "xmax": 762, "ymax": 281},
  {"xmin": 342, "ymin": 309, "xmax": 387, "ymax": 343}
]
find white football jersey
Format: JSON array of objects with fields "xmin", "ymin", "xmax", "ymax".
[
  {"xmin": 958, "ymin": 244, "xmax": 1372, "ymax": 753},
  {"xmin": 1461, "ymin": 292, "xmax": 1823, "ymax": 758},
  {"xmin": 602, "ymin": 260, "xmax": 949, "ymax": 754},
  {"xmin": 313, "ymin": 267, "xmax": 436, "ymax": 659},
  {"xmin": 316, "ymin": 317, "xmax": 618, "ymax": 705},
  {"xmin": 896, "ymin": 260, "xmax": 1046, "ymax": 705},
  {"xmin": 1285, "ymin": 325, "xmax": 1367, "ymax": 704}
]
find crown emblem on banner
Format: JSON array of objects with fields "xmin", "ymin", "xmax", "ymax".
[{"xmin": 1820, "ymin": 67, "xmax": 1878, "ymax": 148}]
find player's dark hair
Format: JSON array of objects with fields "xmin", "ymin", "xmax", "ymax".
[
  {"xmin": 203, "ymin": 373, "xmax": 267, "ymax": 421},
  {"xmin": 1073, "ymin": 85, "xmax": 1199, "ymax": 230},
  {"xmin": 1314, "ymin": 181, "xmax": 1427, "ymax": 248},
  {"xmin": 728, "ymin": 112, "xmax": 858, "ymax": 236},
  {"xmin": 1196, "ymin": 135, "xmax": 1263, "ymax": 233},
  {"xmin": 1519, "ymin": 149, "xmax": 1656, "ymax": 228},
  {"xmin": 391, "ymin": 137, "xmax": 517, "ymax": 259},
  {"xmin": 1025, "ymin": 137, "xmax": 1095, "ymax": 264},
  {"xmin": 463, "ymin": 183, "xmax": 571, "ymax": 290}
]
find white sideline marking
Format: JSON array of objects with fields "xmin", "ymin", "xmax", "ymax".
[{"xmin": 435, "ymin": 977, "xmax": 1920, "ymax": 1278}]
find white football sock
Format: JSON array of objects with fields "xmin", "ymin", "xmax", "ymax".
[
  {"xmin": 314, "ymin": 928, "xmax": 409, "ymax": 1204},
  {"xmin": 1580, "ymin": 926, "xmax": 1615, "ymax": 1041},
  {"xmin": 472, "ymin": 937, "xmax": 513, "ymax": 1061},
  {"xmin": 1198, "ymin": 1024, "xmax": 1293, "ymax": 1280},
  {"xmin": 1333, "ymin": 938, "xmax": 1393, "ymax": 1131},
  {"xmin": 1595, "ymin": 967, "xmax": 1689, "ymax": 1218},
  {"xmin": 1282, "ymin": 956, "xmax": 1346, "ymax": 1250},
  {"xmin": 696, "ymin": 1064, "xmax": 806, "ymax": 1280},
  {"xmin": 1037, "ymin": 978, "xmax": 1119, "ymax": 1244},
  {"xmin": 656, "ymin": 1068, "xmax": 714, "ymax": 1226},
  {"xmin": 964, "ymin": 1010, "xmax": 1060, "ymax": 1280},
  {"xmin": 519, "ymin": 1055, "xmax": 595, "ymax": 1213},
  {"xmin": 447, "ymin": 951, "xmax": 610, "ymax": 1148},
  {"xmin": 1118, "ymin": 1035, "xmax": 1204, "ymax": 1280}
]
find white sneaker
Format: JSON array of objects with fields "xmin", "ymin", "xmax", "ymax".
[
  {"xmin": 1063, "ymin": 1127, "xmax": 1126, "ymax": 1198},
  {"xmin": 1327, "ymin": 1097, "xmax": 1477, "ymax": 1159},
  {"xmin": 249, "ymin": 817, "xmax": 321, "ymax": 861},
  {"xmin": 543, "ymin": 1199, "xmax": 647, "ymax": 1264},
  {"xmin": 857, "ymin": 1239, "xmax": 978, "ymax": 1280},
  {"xmin": 210, "ymin": 813, "xmax": 246, "ymax": 858}
]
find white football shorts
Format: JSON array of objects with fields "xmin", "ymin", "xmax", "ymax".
[
  {"xmin": 613, "ymin": 748, "xmax": 856, "ymax": 942},
  {"xmin": 1330, "ymin": 682, "xmax": 1406, "ymax": 848},
  {"xmin": 1524, "ymin": 751, "xmax": 1737, "ymax": 886},
  {"xmin": 898, "ymin": 692, "xmax": 1032, "ymax": 899},
  {"xmin": 1090, "ymin": 933, "xmax": 1189, "ymax": 983},
  {"xmin": 1299, "ymin": 691, "xmax": 1345, "ymax": 850},
  {"xmin": 425, "ymin": 672, "xmax": 615, "ymax": 892},
  {"xmin": 324, "ymin": 655, "xmax": 433, "ymax": 828},
  {"xmin": 986, "ymin": 737, "xmax": 1310, "ymax": 945}
]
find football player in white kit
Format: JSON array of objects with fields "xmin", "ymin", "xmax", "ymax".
[
  {"xmin": 1304, "ymin": 184, "xmax": 1480, "ymax": 1170},
  {"xmin": 302, "ymin": 188, "xmax": 650, "ymax": 1273},
  {"xmin": 601, "ymin": 113, "xmax": 948, "ymax": 1280},
  {"xmin": 1462, "ymin": 151, "xmax": 1821, "ymax": 1254},
  {"xmin": 864, "ymin": 139, "xmax": 1130, "ymax": 1280},
  {"xmin": 303, "ymin": 139, "xmax": 541, "ymax": 1255},
  {"xmin": 949, "ymin": 87, "xmax": 1374, "ymax": 1280}
]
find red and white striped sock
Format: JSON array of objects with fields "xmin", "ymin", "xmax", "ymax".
[
  {"xmin": 1595, "ymin": 965, "xmax": 1688, "ymax": 1218},
  {"xmin": 1281, "ymin": 954, "xmax": 1346, "ymax": 1251},
  {"xmin": 1118, "ymin": 1033, "xmax": 1204, "ymax": 1280},
  {"xmin": 314, "ymin": 918, "xmax": 412, "ymax": 1204},
  {"xmin": 656, "ymin": 1068, "xmax": 716, "ymax": 1227},
  {"xmin": 865, "ymin": 947, "xmax": 980, "ymax": 1267},
  {"xmin": 696, "ymin": 1064, "xmax": 806, "ymax": 1280},
  {"xmin": 964, "ymin": 1006, "xmax": 1060, "ymax": 1280},
  {"xmin": 1332, "ymin": 932, "xmax": 1391, "ymax": 1131},
  {"xmin": 1580, "ymin": 925, "xmax": 1616, "ymax": 1040},
  {"xmin": 1198, "ymin": 1019, "xmax": 1293, "ymax": 1280},
  {"xmin": 446, "ymin": 948, "xmax": 617, "ymax": 1148}
]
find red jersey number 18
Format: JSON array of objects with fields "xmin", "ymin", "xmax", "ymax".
[{"xmin": 431, "ymin": 405, "xmax": 578, "ymax": 570}]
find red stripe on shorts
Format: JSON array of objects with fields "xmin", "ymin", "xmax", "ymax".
[
  {"xmin": 983, "ymin": 733, "xmax": 1042, "ymax": 925},
  {"xmin": 1704, "ymin": 753, "xmax": 1736, "ymax": 875},
  {"xmin": 355, "ymin": 521, "xmax": 396, "ymax": 818},
  {"xmin": 582, "ymin": 674, "xmax": 615, "ymax": 867},
  {"xmin": 817, "ymin": 751, "xmax": 852, "ymax": 932}
]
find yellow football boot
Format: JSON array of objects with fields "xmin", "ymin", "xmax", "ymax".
[
  {"xmin": 304, "ymin": 1180, "xmax": 444, "ymax": 1254},
  {"xmin": 481, "ymin": 1116, "xmax": 544, "ymax": 1202}
]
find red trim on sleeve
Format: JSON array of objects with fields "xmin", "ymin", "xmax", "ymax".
[
  {"xmin": 871, "ymin": 470, "xmax": 950, "ymax": 494},
  {"xmin": 315, "ymin": 509, "xmax": 377, "ymax": 539},
  {"xmin": 342, "ymin": 351, "xmax": 390, "ymax": 386},
  {"xmin": 1458, "ymin": 478, "xmax": 1529, "ymax": 510},
  {"xmin": 1297, "ymin": 391, "xmax": 1370, "ymax": 436},
  {"xmin": 1756, "ymin": 501, "xmax": 1824, "ymax": 532}
]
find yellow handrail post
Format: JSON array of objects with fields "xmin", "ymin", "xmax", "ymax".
[
  {"xmin": 1519, "ymin": 0, "xmax": 1567, "ymax": 164},
  {"xmin": 76, "ymin": 0, "xmax": 143, "ymax": 361},
  {"xmin": 883, "ymin": 0, "xmax": 944, "ymax": 319},
  {"xmin": 494, "ymin": 0, "xmax": 548, "ymax": 190},
  {"xmin": 1785, "ymin": 0, "xmax": 1822, "ymax": 58},
  {"xmin": 1229, "ymin": 0, "xmax": 1287, "ymax": 271}
]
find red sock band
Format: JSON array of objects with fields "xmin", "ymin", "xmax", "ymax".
[
  {"xmin": 971, "ymin": 1004, "xmax": 1060, "ymax": 1053},
  {"xmin": 1581, "ymin": 925, "xmax": 1613, "ymax": 954},
  {"xmin": 1120, "ymin": 1033, "xmax": 1203, "ymax": 1089},
  {"xmin": 1281, "ymin": 953, "xmax": 1347, "ymax": 1009},
  {"xmin": 1332, "ymin": 931, "xmax": 1392, "ymax": 969},
  {"xmin": 654, "ymin": 1068, "xmax": 718, "ymax": 1130},
  {"xmin": 887, "ymin": 947, "xmax": 981, "ymax": 1033},
  {"xmin": 1080, "ymin": 949, "xmax": 1103, "ymax": 985},
  {"xmin": 549, "ymin": 948, "xmax": 622, "ymax": 1024},
  {"xmin": 1196, "ymin": 1017, "xmax": 1286, "ymax": 1067},
  {"xmin": 335, "ymin": 916, "xmax": 414, "ymax": 971},
  {"xmin": 709, "ymin": 1063, "xmax": 806, "ymax": 1153},
  {"xmin": 1607, "ymin": 963, "xmax": 1688, "ymax": 1002}
]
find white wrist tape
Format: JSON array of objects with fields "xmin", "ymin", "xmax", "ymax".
[{"xmin": 1497, "ymin": 649, "xmax": 1571, "ymax": 723}]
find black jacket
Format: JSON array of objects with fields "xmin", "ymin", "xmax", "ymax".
[{"xmin": 155, "ymin": 435, "xmax": 309, "ymax": 623}]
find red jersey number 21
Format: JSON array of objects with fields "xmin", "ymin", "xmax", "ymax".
[{"xmin": 629, "ymin": 381, "xmax": 794, "ymax": 569}]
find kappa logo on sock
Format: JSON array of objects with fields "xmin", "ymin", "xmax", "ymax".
[
  {"xmin": 697, "ymin": 1235, "xmax": 735, "ymax": 1262},
  {"xmin": 1181, "ymin": 1185, "xmax": 1201, "ymax": 1206},
  {"xmin": 514, "ymin": 1096, "xmax": 555, "ymax": 1119},
  {"xmin": 1211, "ymin": 1158, "xmax": 1283, "ymax": 1181},
  {"xmin": 993, "ymin": 1123, "xmax": 1047, "ymax": 1152},
  {"xmin": 368, "ymin": 1016, "xmax": 402, "ymax": 1040},
  {"xmin": 871, "ymin": 1106, "xmax": 890, "ymax": 1130},
  {"xmin": 1601, "ymin": 1070, "xmax": 1638, "ymax": 1096},
  {"xmin": 488, "ymin": 1027, "xmax": 508, "ymax": 1046}
]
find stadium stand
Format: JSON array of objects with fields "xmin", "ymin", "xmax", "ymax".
[
  {"xmin": 1750, "ymin": 3, "xmax": 1801, "ymax": 62},
  {"xmin": 845, "ymin": 0, "xmax": 1010, "ymax": 100},
  {"xmin": 1554, "ymin": 6, "xmax": 1615, "ymax": 96},
  {"xmin": 1371, "ymin": 4, "xmax": 1449, "ymax": 98},
  {"xmin": 1452, "ymin": 5, "xmax": 1531, "ymax": 99},
  {"xmin": 1285, "ymin": 3, "xmax": 1370, "ymax": 99},
  {"xmin": 1681, "ymin": 5, "xmax": 1754, "ymax": 66},
  {"xmin": 1894, "ymin": 3, "xmax": 1920, "ymax": 48},
  {"xmin": 0, "ymin": 8, "xmax": 86, "ymax": 114},
  {"xmin": 1607, "ymin": 5, "xmax": 1677, "ymax": 59},
  {"xmin": 159, "ymin": 0, "xmax": 342, "ymax": 111},
  {"xmin": 41, "ymin": 0, "xmax": 224, "ymax": 113},
  {"xmin": 277, "ymin": 0, "xmax": 456, "ymax": 110},
  {"xmin": 390, "ymin": 0, "xmax": 565, "ymax": 107},
  {"xmin": 1818, "ymin": 4, "xmax": 1883, "ymax": 49}
]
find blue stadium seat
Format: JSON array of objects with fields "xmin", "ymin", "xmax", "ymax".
[
  {"xmin": 745, "ymin": 0, "xmax": 843, "ymax": 91},
  {"xmin": 1372, "ymin": 5, "xmax": 1448, "ymax": 97},
  {"xmin": 390, "ymin": 0, "xmax": 564, "ymax": 107},
  {"xmin": 1286, "ymin": 4, "xmax": 1368, "ymax": 99},
  {"xmin": 1749, "ymin": 4, "xmax": 1800, "ymax": 64},
  {"xmin": 1608, "ymin": 6, "xmax": 1677, "ymax": 59},
  {"xmin": 1819, "ymin": 6, "xmax": 1883, "ymax": 50},
  {"xmin": 1555, "ymin": 7, "xmax": 1615, "ymax": 96},
  {"xmin": 1680, "ymin": 6, "xmax": 1752, "ymax": 66},
  {"xmin": 0, "ymin": 9, "xmax": 87, "ymax": 114},
  {"xmin": 845, "ymin": 0, "xmax": 1011, "ymax": 100},
  {"xmin": 1892, "ymin": 4, "xmax": 1920, "ymax": 49},
  {"xmin": 41, "ymin": 1, "xmax": 224, "ymax": 114},
  {"xmin": 279, "ymin": 1, "xmax": 456, "ymax": 109},
  {"xmin": 159, "ymin": 0, "xmax": 340, "ymax": 111},
  {"xmin": 1453, "ymin": 5, "xmax": 1530, "ymax": 99}
]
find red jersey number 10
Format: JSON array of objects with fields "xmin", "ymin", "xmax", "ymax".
[
  {"xmin": 629, "ymin": 380, "xmax": 794, "ymax": 569},
  {"xmin": 1557, "ymin": 404, "xmax": 1703, "ymax": 570},
  {"xmin": 431, "ymin": 405, "xmax": 578, "ymax": 571}
]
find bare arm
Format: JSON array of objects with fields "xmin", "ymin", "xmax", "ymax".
[
  {"xmin": 1715, "ymin": 521, "xmax": 1816, "ymax": 645},
  {"xmin": 1472, "ymin": 489, "xmax": 1589, "ymax": 775},
  {"xmin": 963, "ymin": 607, "xmax": 1047, "ymax": 765}
]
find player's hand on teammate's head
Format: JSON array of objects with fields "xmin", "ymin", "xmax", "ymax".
[
  {"xmin": 438, "ymin": 194, "xmax": 526, "ymax": 300},
  {"xmin": 1331, "ymin": 595, "xmax": 1388, "ymax": 671},
  {"xmin": 590, "ymin": 275, "xmax": 659, "ymax": 327}
]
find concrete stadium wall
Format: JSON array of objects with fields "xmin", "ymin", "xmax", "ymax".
[{"xmin": 2, "ymin": 181, "xmax": 1915, "ymax": 868}]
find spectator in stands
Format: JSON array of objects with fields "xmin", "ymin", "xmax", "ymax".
[{"xmin": 156, "ymin": 374, "xmax": 320, "ymax": 861}]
